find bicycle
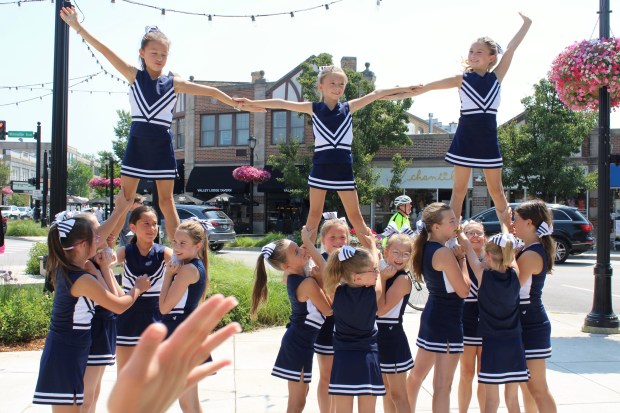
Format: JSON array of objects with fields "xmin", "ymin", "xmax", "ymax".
[{"xmin": 407, "ymin": 272, "xmax": 428, "ymax": 311}]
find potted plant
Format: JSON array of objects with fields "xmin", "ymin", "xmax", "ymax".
[{"xmin": 549, "ymin": 37, "xmax": 620, "ymax": 111}]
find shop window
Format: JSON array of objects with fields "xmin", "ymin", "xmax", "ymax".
[{"xmin": 200, "ymin": 113, "xmax": 250, "ymax": 147}]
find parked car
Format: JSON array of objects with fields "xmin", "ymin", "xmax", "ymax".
[
  {"xmin": 162, "ymin": 204, "xmax": 236, "ymax": 252},
  {"xmin": 17, "ymin": 207, "xmax": 32, "ymax": 219},
  {"xmin": 0, "ymin": 205, "xmax": 21, "ymax": 220},
  {"xmin": 469, "ymin": 203, "xmax": 594, "ymax": 264},
  {"xmin": 2, "ymin": 216, "xmax": 6, "ymax": 234}
]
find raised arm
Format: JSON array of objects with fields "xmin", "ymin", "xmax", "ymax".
[
  {"xmin": 298, "ymin": 277, "xmax": 333, "ymax": 316},
  {"xmin": 96, "ymin": 194, "xmax": 131, "ymax": 249},
  {"xmin": 60, "ymin": 7, "xmax": 137, "ymax": 83},
  {"xmin": 173, "ymin": 79, "xmax": 264, "ymax": 112},
  {"xmin": 494, "ymin": 13, "xmax": 532, "ymax": 82},
  {"xmin": 457, "ymin": 231, "xmax": 484, "ymax": 284},
  {"xmin": 348, "ymin": 85, "xmax": 420, "ymax": 112},
  {"xmin": 72, "ymin": 273, "xmax": 150, "ymax": 315},
  {"xmin": 301, "ymin": 226, "xmax": 326, "ymax": 277},
  {"xmin": 236, "ymin": 97, "xmax": 313, "ymax": 115},
  {"xmin": 380, "ymin": 76, "xmax": 462, "ymax": 100}
]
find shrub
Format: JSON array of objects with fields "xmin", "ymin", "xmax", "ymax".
[
  {"xmin": 6, "ymin": 220, "xmax": 48, "ymax": 237},
  {"xmin": 207, "ymin": 252, "xmax": 289, "ymax": 331},
  {"xmin": 26, "ymin": 242, "xmax": 49, "ymax": 275},
  {"xmin": 0, "ymin": 284, "xmax": 52, "ymax": 344},
  {"xmin": 227, "ymin": 232, "xmax": 288, "ymax": 248}
]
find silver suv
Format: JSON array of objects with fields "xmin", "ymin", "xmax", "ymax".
[{"xmin": 162, "ymin": 205, "xmax": 236, "ymax": 252}]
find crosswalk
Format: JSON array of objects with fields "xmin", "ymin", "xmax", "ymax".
[{"xmin": 0, "ymin": 243, "xmax": 34, "ymax": 257}]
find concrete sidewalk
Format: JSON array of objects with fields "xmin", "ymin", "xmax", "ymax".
[{"xmin": 1, "ymin": 310, "xmax": 619, "ymax": 412}]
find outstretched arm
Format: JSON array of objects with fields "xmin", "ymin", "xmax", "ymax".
[
  {"xmin": 348, "ymin": 85, "xmax": 420, "ymax": 112},
  {"xmin": 494, "ymin": 12, "xmax": 532, "ymax": 82},
  {"xmin": 380, "ymin": 75, "xmax": 462, "ymax": 100},
  {"xmin": 60, "ymin": 7, "xmax": 137, "ymax": 83},
  {"xmin": 173, "ymin": 79, "xmax": 265, "ymax": 112},
  {"xmin": 236, "ymin": 98, "xmax": 313, "ymax": 115}
]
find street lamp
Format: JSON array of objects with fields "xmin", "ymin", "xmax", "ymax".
[{"xmin": 248, "ymin": 136, "xmax": 257, "ymax": 234}]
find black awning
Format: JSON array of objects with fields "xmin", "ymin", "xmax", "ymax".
[
  {"xmin": 186, "ymin": 166, "xmax": 247, "ymax": 194},
  {"xmin": 257, "ymin": 165, "xmax": 288, "ymax": 193}
]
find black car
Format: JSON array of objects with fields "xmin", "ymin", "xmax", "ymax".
[
  {"xmin": 469, "ymin": 203, "xmax": 594, "ymax": 263},
  {"xmin": 162, "ymin": 205, "xmax": 236, "ymax": 251}
]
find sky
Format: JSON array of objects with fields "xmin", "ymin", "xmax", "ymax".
[{"xmin": 1, "ymin": 0, "xmax": 619, "ymax": 156}]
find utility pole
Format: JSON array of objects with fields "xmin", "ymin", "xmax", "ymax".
[
  {"xmin": 34, "ymin": 122, "xmax": 41, "ymax": 222},
  {"xmin": 583, "ymin": 0, "xmax": 620, "ymax": 333}
]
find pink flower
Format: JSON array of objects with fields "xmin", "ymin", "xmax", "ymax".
[{"xmin": 232, "ymin": 166, "xmax": 272, "ymax": 184}]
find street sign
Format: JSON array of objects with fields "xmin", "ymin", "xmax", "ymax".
[
  {"xmin": 32, "ymin": 189, "xmax": 42, "ymax": 200},
  {"xmin": 11, "ymin": 181, "xmax": 35, "ymax": 193},
  {"xmin": 7, "ymin": 131, "xmax": 34, "ymax": 138}
]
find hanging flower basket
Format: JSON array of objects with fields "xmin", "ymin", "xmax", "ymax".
[
  {"xmin": 549, "ymin": 37, "xmax": 620, "ymax": 111},
  {"xmin": 232, "ymin": 165, "xmax": 272, "ymax": 184},
  {"xmin": 2, "ymin": 186, "xmax": 13, "ymax": 195},
  {"xmin": 89, "ymin": 177, "xmax": 121, "ymax": 189}
]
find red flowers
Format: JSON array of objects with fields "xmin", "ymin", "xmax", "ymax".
[
  {"xmin": 88, "ymin": 177, "xmax": 121, "ymax": 189},
  {"xmin": 232, "ymin": 166, "xmax": 272, "ymax": 184}
]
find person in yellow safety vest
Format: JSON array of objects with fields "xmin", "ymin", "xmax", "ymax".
[{"xmin": 382, "ymin": 195, "xmax": 413, "ymax": 248}]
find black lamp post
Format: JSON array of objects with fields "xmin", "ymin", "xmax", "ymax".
[{"xmin": 248, "ymin": 136, "xmax": 257, "ymax": 234}]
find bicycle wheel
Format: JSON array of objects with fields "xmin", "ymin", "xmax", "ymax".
[{"xmin": 407, "ymin": 274, "xmax": 429, "ymax": 311}]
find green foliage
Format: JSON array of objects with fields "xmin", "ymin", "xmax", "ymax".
[
  {"xmin": 67, "ymin": 161, "xmax": 94, "ymax": 197},
  {"xmin": 207, "ymin": 253, "xmax": 289, "ymax": 331},
  {"xmin": 0, "ymin": 284, "xmax": 52, "ymax": 344},
  {"xmin": 228, "ymin": 232, "xmax": 287, "ymax": 248},
  {"xmin": 271, "ymin": 53, "xmax": 413, "ymax": 207},
  {"xmin": 374, "ymin": 153, "xmax": 411, "ymax": 210},
  {"xmin": 8, "ymin": 193, "xmax": 28, "ymax": 207},
  {"xmin": 112, "ymin": 109, "xmax": 131, "ymax": 162},
  {"xmin": 95, "ymin": 150, "xmax": 122, "ymax": 198},
  {"xmin": 26, "ymin": 241, "xmax": 49, "ymax": 275},
  {"xmin": 0, "ymin": 160, "xmax": 9, "ymax": 187},
  {"xmin": 7, "ymin": 221, "xmax": 48, "ymax": 237},
  {"xmin": 499, "ymin": 78, "xmax": 597, "ymax": 200}
]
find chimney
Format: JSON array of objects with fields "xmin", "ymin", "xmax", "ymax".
[
  {"xmin": 340, "ymin": 56, "xmax": 357, "ymax": 72},
  {"xmin": 251, "ymin": 70, "xmax": 266, "ymax": 83}
]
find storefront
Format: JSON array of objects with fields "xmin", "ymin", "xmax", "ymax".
[{"xmin": 257, "ymin": 166, "xmax": 307, "ymax": 234}]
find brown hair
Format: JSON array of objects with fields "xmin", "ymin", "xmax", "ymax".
[
  {"xmin": 324, "ymin": 247, "xmax": 373, "ymax": 296},
  {"xmin": 515, "ymin": 200, "xmax": 555, "ymax": 272},
  {"xmin": 465, "ymin": 36, "xmax": 500, "ymax": 72},
  {"xmin": 128, "ymin": 205, "xmax": 158, "ymax": 244},
  {"xmin": 176, "ymin": 220, "xmax": 210, "ymax": 301},
  {"xmin": 412, "ymin": 202, "xmax": 452, "ymax": 280},
  {"xmin": 139, "ymin": 30, "xmax": 170, "ymax": 70},
  {"xmin": 47, "ymin": 217, "xmax": 94, "ymax": 289},
  {"xmin": 250, "ymin": 239, "xmax": 291, "ymax": 319},
  {"xmin": 384, "ymin": 234, "xmax": 415, "ymax": 276}
]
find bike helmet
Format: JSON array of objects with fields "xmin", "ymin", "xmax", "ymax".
[{"xmin": 393, "ymin": 195, "xmax": 412, "ymax": 207}]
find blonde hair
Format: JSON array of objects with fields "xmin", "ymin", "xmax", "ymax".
[
  {"xmin": 317, "ymin": 65, "xmax": 348, "ymax": 101},
  {"xmin": 320, "ymin": 218, "xmax": 350, "ymax": 247},
  {"xmin": 324, "ymin": 247, "xmax": 373, "ymax": 296},
  {"xmin": 176, "ymin": 220, "xmax": 210, "ymax": 301},
  {"xmin": 412, "ymin": 202, "xmax": 452, "ymax": 280},
  {"xmin": 384, "ymin": 234, "xmax": 414, "ymax": 273},
  {"xmin": 250, "ymin": 239, "xmax": 291, "ymax": 319},
  {"xmin": 464, "ymin": 36, "xmax": 500, "ymax": 72},
  {"xmin": 485, "ymin": 237, "xmax": 516, "ymax": 270}
]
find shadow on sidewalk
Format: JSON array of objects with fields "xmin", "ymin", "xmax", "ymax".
[{"xmin": 548, "ymin": 336, "xmax": 620, "ymax": 374}]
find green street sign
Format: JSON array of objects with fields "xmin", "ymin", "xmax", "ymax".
[{"xmin": 7, "ymin": 131, "xmax": 34, "ymax": 138}]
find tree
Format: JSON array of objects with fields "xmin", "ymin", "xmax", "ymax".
[
  {"xmin": 374, "ymin": 153, "xmax": 411, "ymax": 211},
  {"xmin": 95, "ymin": 150, "xmax": 121, "ymax": 198},
  {"xmin": 499, "ymin": 78, "xmax": 597, "ymax": 200},
  {"xmin": 0, "ymin": 160, "xmax": 9, "ymax": 187},
  {"xmin": 67, "ymin": 161, "xmax": 94, "ymax": 197},
  {"xmin": 270, "ymin": 53, "xmax": 413, "ymax": 209},
  {"xmin": 112, "ymin": 109, "xmax": 131, "ymax": 162}
]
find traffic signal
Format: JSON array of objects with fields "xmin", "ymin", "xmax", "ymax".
[
  {"xmin": 28, "ymin": 177, "xmax": 37, "ymax": 186},
  {"xmin": 0, "ymin": 120, "xmax": 6, "ymax": 140}
]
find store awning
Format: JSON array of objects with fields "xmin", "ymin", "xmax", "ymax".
[
  {"xmin": 186, "ymin": 166, "xmax": 247, "ymax": 194},
  {"xmin": 257, "ymin": 166, "xmax": 288, "ymax": 193},
  {"xmin": 612, "ymin": 164, "xmax": 620, "ymax": 188}
]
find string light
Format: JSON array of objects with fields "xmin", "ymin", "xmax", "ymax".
[
  {"xmin": 0, "ymin": 72, "xmax": 100, "ymax": 90},
  {"xmin": 0, "ymin": 0, "xmax": 45, "ymax": 5}
]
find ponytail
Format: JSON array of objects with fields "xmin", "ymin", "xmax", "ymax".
[
  {"xmin": 46, "ymin": 217, "xmax": 94, "ymax": 289},
  {"xmin": 411, "ymin": 229, "xmax": 427, "ymax": 283},
  {"xmin": 515, "ymin": 199, "xmax": 554, "ymax": 273},
  {"xmin": 250, "ymin": 239, "xmax": 290, "ymax": 319},
  {"xmin": 324, "ymin": 247, "xmax": 372, "ymax": 295},
  {"xmin": 502, "ymin": 239, "xmax": 515, "ymax": 269}
]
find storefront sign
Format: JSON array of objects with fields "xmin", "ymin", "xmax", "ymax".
[{"xmin": 377, "ymin": 167, "xmax": 471, "ymax": 189}]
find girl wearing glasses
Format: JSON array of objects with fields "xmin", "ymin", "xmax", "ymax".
[
  {"xmin": 377, "ymin": 234, "xmax": 415, "ymax": 413},
  {"xmin": 323, "ymin": 235, "xmax": 386, "ymax": 413},
  {"xmin": 407, "ymin": 203, "xmax": 470, "ymax": 413},
  {"xmin": 59, "ymin": 6, "xmax": 263, "ymax": 242},
  {"xmin": 458, "ymin": 220, "xmax": 487, "ymax": 413},
  {"xmin": 33, "ymin": 215, "xmax": 150, "ymax": 411}
]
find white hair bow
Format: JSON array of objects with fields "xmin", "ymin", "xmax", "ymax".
[
  {"xmin": 184, "ymin": 216, "xmax": 215, "ymax": 232},
  {"xmin": 322, "ymin": 211, "xmax": 347, "ymax": 223},
  {"xmin": 536, "ymin": 221, "xmax": 553, "ymax": 237},
  {"xmin": 415, "ymin": 219, "xmax": 426, "ymax": 234},
  {"xmin": 382, "ymin": 222, "xmax": 416, "ymax": 238},
  {"xmin": 338, "ymin": 245, "xmax": 357, "ymax": 261},
  {"xmin": 261, "ymin": 242, "xmax": 277, "ymax": 259},
  {"xmin": 489, "ymin": 233, "xmax": 518, "ymax": 247},
  {"xmin": 52, "ymin": 210, "xmax": 78, "ymax": 240}
]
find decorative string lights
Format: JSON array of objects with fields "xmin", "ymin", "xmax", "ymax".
[{"xmin": 0, "ymin": 0, "xmax": 47, "ymax": 6}]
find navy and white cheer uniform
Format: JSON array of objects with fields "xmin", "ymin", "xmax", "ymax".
[
  {"xmin": 33, "ymin": 270, "xmax": 96, "ymax": 406},
  {"xmin": 272, "ymin": 274, "xmax": 325, "ymax": 383},
  {"xmin": 477, "ymin": 267, "xmax": 529, "ymax": 384},
  {"xmin": 122, "ymin": 69, "xmax": 178, "ymax": 180},
  {"xmin": 377, "ymin": 269, "xmax": 414, "ymax": 374},
  {"xmin": 161, "ymin": 258, "xmax": 207, "ymax": 335},
  {"xmin": 309, "ymin": 101, "xmax": 355, "ymax": 191},
  {"xmin": 87, "ymin": 260, "xmax": 116, "ymax": 366},
  {"xmin": 329, "ymin": 284, "xmax": 385, "ymax": 396},
  {"xmin": 518, "ymin": 243, "xmax": 552, "ymax": 359},
  {"xmin": 446, "ymin": 71, "xmax": 502, "ymax": 169},
  {"xmin": 416, "ymin": 241, "xmax": 464, "ymax": 353},
  {"xmin": 315, "ymin": 251, "xmax": 334, "ymax": 355},
  {"xmin": 463, "ymin": 260, "xmax": 482, "ymax": 346},
  {"xmin": 116, "ymin": 243, "xmax": 166, "ymax": 346}
]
